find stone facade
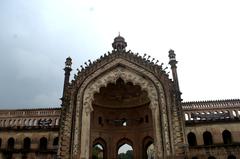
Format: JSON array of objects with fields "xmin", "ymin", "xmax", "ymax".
[
  {"xmin": 0, "ymin": 108, "xmax": 60, "ymax": 159},
  {"xmin": 0, "ymin": 36, "xmax": 239, "ymax": 159}
]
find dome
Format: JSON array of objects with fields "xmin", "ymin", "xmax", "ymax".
[
  {"xmin": 113, "ymin": 35, "xmax": 125, "ymax": 42},
  {"xmin": 112, "ymin": 34, "xmax": 127, "ymax": 51}
]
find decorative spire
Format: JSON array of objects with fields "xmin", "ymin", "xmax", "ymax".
[
  {"xmin": 112, "ymin": 34, "xmax": 127, "ymax": 52},
  {"xmin": 65, "ymin": 57, "xmax": 72, "ymax": 68},
  {"xmin": 62, "ymin": 57, "xmax": 72, "ymax": 103},
  {"xmin": 168, "ymin": 49, "xmax": 181, "ymax": 100},
  {"xmin": 168, "ymin": 49, "xmax": 177, "ymax": 67}
]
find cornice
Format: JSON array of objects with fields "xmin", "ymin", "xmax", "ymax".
[{"xmin": 182, "ymin": 99, "xmax": 240, "ymax": 110}]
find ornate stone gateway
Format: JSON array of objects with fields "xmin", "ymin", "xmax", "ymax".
[{"xmin": 58, "ymin": 36, "xmax": 187, "ymax": 159}]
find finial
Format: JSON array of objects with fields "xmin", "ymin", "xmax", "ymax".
[
  {"xmin": 168, "ymin": 49, "xmax": 176, "ymax": 60},
  {"xmin": 65, "ymin": 57, "xmax": 72, "ymax": 68}
]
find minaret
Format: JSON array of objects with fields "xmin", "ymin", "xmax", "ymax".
[
  {"xmin": 62, "ymin": 57, "xmax": 72, "ymax": 99},
  {"xmin": 168, "ymin": 49, "xmax": 181, "ymax": 100}
]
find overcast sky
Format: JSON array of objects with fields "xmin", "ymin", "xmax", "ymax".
[{"xmin": 0, "ymin": 0, "xmax": 240, "ymax": 109}]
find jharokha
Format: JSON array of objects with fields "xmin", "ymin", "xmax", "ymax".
[{"xmin": 0, "ymin": 36, "xmax": 240, "ymax": 159}]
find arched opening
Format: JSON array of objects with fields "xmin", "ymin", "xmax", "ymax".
[
  {"xmin": 92, "ymin": 138, "xmax": 107, "ymax": 159},
  {"xmin": 0, "ymin": 138, "xmax": 2, "ymax": 148},
  {"xmin": 78, "ymin": 64, "xmax": 165, "ymax": 159},
  {"xmin": 23, "ymin": 137, "xmax": 31, "ymax": 150},
  {"xmin": 117, "ymin": 143, "xmax": 133, "ymax": 159},
  {"xmin": 222, "ymin": 130, "xmax": 232, "ymax": 144},
  {"xmin": 53, "ymin": 137, "xmax": 59, "ymax": 147},
  {"xmin": 203, "ymin": 131, "xmax": 213, "ymax": 145},
  {"xmin": 39, "ymin": 137, "xmax": 48, "ymax": 151},
  {"xmin": 7, "ymin": 138, "xmax": 15, "ymax": 150},
  {"xmin": 187, "ymin": 132, "xmax": 197, "ymax": 146},
  {"xmin": 228, "ymin": 155, "xmax": 236, "ymax": 159},
  {"xmin": 142, "ymin": 136, "xmax": 154, "ymax": 159}
]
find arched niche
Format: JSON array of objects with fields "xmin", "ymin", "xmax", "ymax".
[
  {"xmin": 187, "ymin": 132, "xmax": 197, "ymax": 146},
  {"xmin": 23, "ymin": 137, "xmax": 31, "ymax": 150},
  {"xmin": 73, "ymin": 60, "xmax": 171, "ymax": 159},
  {"xmin": 203, "ymin": 131, "xmax": 213, "ymax": 145},
  {"xmin": 222, "ymin": 130, "xmax": 232, "ymax": 144}
]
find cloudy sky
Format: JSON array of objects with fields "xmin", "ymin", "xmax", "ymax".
[{"xmin": 0, "ymin": 0, "xmax": 240, "ymax": 109}]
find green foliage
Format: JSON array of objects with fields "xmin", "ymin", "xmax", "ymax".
[{"xmin": 118, "ymin": 150, "xmax": 133, "ymax": 159}]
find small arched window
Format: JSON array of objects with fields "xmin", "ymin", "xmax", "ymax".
[
  {"xmin": 203, "ymin": 131, "xmax": 213, "ymax": 145},
  {"xmin": 39, "ymin": 137, "xmax": 48, "ymax": 150},
  {"xmin": 222, "ymin": 130, "xmax": 232, "ymax": 144},
  {"xmin": 23, "ymin": 137, "xmax": 31, "ymax": 150},
  {"xmin": 53, "ymin": 137, "xmax": 59, "ymax": 146},
  {"xmin": 7, "ymin": 137, "xmax": 15, "ymax": 150},
  {"xmin": 187, "ymin": 132, "xmax": 197, "ymax": 146}
]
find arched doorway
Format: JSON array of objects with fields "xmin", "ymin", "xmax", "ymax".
[
  {"xmin": 7, "ymin": 137, "xmax": 15, "ymax": 150},
  {"xmin": 92, "ymin": 138, "xmax": 107, "ymax": 159},
  {"xmin": 39, "ymin": 137, "xmax": 48, "ymax": 151},
  {"xmin": 23, "ymin": 137, "xmax": 31, "ymax": 150},
  {"xmin": 222, "ymin": 130, "xmax": 232, "ymax": 144},
  {"xmin": 143, "ymin": 137, "xmax": 154, "ymax": 159},
  {"xmin": 117, "ymin": 143, "xmax": 133, "ymax": 159},
  {"xmin": 187, "ymin": 132, "xmax": 197, "ymax": 146},
  {"xmin": 117, "ymin": 138, "xmax": 133, "ymax": 159},
  {"xmin": 203, "ymin": 131, "xmax": 213, "ymax": 145}
]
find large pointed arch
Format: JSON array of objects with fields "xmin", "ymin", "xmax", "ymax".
[{"xmin": 72, "ymin": 58, "xmax": 172, "ymax": 159}]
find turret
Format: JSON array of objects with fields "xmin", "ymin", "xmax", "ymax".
[
  {"xmin": 168, "ymin": 49, "xmax": 181, "ymax": 100},
  {"xmin": 62, "ymin": 57, "xmax": 72, "ymax": 99}
]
